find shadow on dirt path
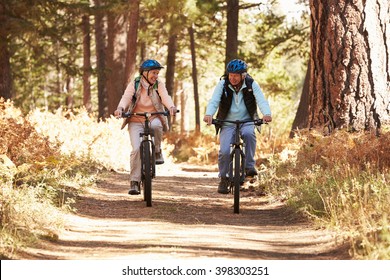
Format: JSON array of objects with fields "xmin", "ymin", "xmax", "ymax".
[{"xmin": 18, "ymin": 164, "xmax": 351, "ymax": 260}]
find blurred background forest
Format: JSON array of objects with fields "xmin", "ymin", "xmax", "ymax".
[
  {"xmin": 1, "ymin": 0, "xmax": 389, "ymax": 260},
  {"xmin": 0, "ymin": 0, "xmax": 309, "ymax": 137}
]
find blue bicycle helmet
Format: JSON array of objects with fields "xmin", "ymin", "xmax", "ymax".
[
  {"xmin": 139, "ymin": 59, "xmax": 164, "ymax": 73},
  {"xmin": 226, "ymin": 59, "xmax": 248, "ymax": 74}
]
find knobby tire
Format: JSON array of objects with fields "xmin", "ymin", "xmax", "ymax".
[
  {"xmin": 140, "ymin": 143, "xmax": 147, "ymax": 202},
  {"xmin": 143, "ymin": 141, "xmax": 152, "ymax": 207},
  {"xmin": 233, "ymin": 148, "xmax": 241, "ymax": 214}
]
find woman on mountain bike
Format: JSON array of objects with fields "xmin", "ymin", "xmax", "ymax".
[
  {"xmin": 114, "ymin": 59, "xmax": 177, "ymax": 195},
  {"xmin": 203, "ymin": 59, "xmax": 272, "ymax": 194}
]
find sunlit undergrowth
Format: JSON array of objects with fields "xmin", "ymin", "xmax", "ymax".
[
  {"xmin": 0, "ymin": 99, "xmax": 104, "ymax": 258},
  {"xmin": 2, "ymin": 97, "xmax": 389, "ymax": 260},
  {"xmin": 261, "ymin": 129, "xmax": 390, "ymax": 259}
]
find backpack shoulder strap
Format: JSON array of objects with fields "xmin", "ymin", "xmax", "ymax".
[
  {"xmin": 134, "ymin": 76, "xmax": 141, "ymax": 92},
  {"xmin": 244, "ymin": 74, "xmax": 254, "ymax": 93},
  {"xmin": 131, "ymin": 76, "xmax": 142, "ymax": 103},
  {"xmin": 134, "ymin": 76, "xmax": 159, "ymax": 91},
  {"xmin": 134, "ymin": 77, "xmax": 161, "ymax": 101}
]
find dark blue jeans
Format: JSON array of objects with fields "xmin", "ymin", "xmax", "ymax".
[{"xmin": 218, "ymin": 123, "xmax": 256, "ymax": 178}]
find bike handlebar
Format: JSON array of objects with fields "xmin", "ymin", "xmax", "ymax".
[
  {"xmin": 122, "ymin": 109, "xmax": 180, "ymax": 118},
  {"xmin": 212, "ymin": 118, "xmax": 265, "ymax": 126}
]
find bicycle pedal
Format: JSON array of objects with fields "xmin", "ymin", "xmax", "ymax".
[{"xmin": 245, "ymin": 176, "xmax": 257, "ymax": 184}]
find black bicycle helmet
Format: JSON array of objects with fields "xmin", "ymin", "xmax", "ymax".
[
  {"xmin": 139, "ymin": 59, "xmax": 164, "ymax": 73},
  {"xmin": 226, "ymin": 59, "xmax": 248, "ymax": 74}
]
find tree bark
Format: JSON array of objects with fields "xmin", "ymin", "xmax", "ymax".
[
  {"xmin": 0, "ymin": 3, "xmax": 12, "ymax": 100},
  {"xmin": 82, "ymin": 14, "xmax": 92, "ymax": 112},
  {"xmin": 94, "ymin": 0, "xmax": 108, "ymax": 120},
  {"xmin": 65, "ymin": 76, "xmax": 74, "ymax": 111},
  {"xmin": 166, "ymin": 32, "xmax": 177, "ymax": 130},
  {"xmin": 189, "ymin": 25, "xmax": 200, "ymax": 133},
  {"xmin": 106, "ymin": 12, "xmax": 127, "ymax": 116},
  {"xmin": 166, "ymin": 33, "xmax": 177, "ymax": 98},
  {"xmin": 225, "ymin": 0, "xmax": 239, "ymax": 67},
  {"xmin": 179, "ymin": 81, "xmax": 186, "ymax": 133},
  {"xmin": 309, "ymin": 0, "xmax": 390, "ymax": 133},
  {"xmin": 290, "ymin": 63, "xmax": 310, "ymax": 137},
  {"xmin": 0, "ymin": 36, "xmax": 12, "ymax": 100},
  {"xmin": 124, "ymin": 0, "xmax": 140, "ymax": 87}
]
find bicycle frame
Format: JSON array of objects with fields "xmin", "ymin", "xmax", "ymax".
[
  {"xmin": 122, "ymin": 111, "xmax": 171, "ymax": 207},
  {"xmin": 230, "ymin": 121, "xmax": 247, "ymax": 187},
  {"xmin": 139, "ymin": 113, "xmax": 156, "ymax": 206},
  {"xmin": 212, "ymin": 118, "xmax": 264, "ymax": 214}
]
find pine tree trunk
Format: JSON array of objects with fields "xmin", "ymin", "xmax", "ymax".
[
  {"xmin": 290, "ymin": 63, "xmax": 310, "ymax": 137},
  {"xmin": 166, "ymin": 33, "xmax": 177, "ymax": 98},
  {"xmin": 166, "ymin": 32, "xmax": 177, "ymax": 131},
  {"xmin": 309, "ymin": 0, "xmax": 390, "ymax": 133},
  {"xmin": 0, "ymin": 3, "xmax": 12, "ymax": 100},
  {"xmin": 189, "ymin": 25, "xmax": 200, "ymax": 133},
  {"xmin": 106, "ymin": 13, "xmax": 127, "ymax": 116},
  {"xmin": 0, "ymin": 38, "xmax": 12, "ymax": 100},
  {"xmin": 82, "ymin": 14, "xmax": 92, "ymax": 112},
  {"xmin": 65, "ymin": 76, "xmax": 74, "ymax": 111},
  {"xmin": 124, "ymin": 0, "xmax": 140, "ymax": 87},
  {"xmin": 225, "ymin": 0, "xmax": 239, "ymax": 67},
  {"xmin": 179, "ymin": 81, "xmax": 186, "ymax": 133},
  {"xmin": 94, "ymin": 0, "xmax": 107, "ymax": 120}
]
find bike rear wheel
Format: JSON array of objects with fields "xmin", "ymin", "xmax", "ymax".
[
  {"xmin": 142, "ymin": 141, "xmax": 152, "ymax": 207},
  {"xmin": 233, "ymin": 148, "xmax": 241, "ymax": 214}
]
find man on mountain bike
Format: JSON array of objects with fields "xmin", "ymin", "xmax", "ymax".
[
  {"xmin": 114, "ymin": 59, "xmax": 177, "ymax": 195},
  {"xmin": 203, "ymin": 59, "xmax": 272, "ymax": 194}
]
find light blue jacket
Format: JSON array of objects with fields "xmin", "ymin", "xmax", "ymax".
[{"xmin": 205, "ymin": 78, "xmax": 271, "ymax": 122}]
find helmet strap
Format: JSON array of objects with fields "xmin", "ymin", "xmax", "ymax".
[{"xmin": 142, "ymin": 72, "xmax": 153, "ymax": 86}]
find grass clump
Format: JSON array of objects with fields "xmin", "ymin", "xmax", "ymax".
[
  {"xmin": 0, "ymin": 183, "xmax": 64, "ymax": 257},
  {"xmin": 0, "ymin": 99, "xmax": 99, "ymax": 258},
  {"xmin": 261, "ymin": 129, "xmax": 390, "ymax": 259}
]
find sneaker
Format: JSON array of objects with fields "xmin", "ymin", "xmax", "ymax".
[
  {"xmin": 155, "ymin": 151, "xmax": 164, "ymax": 165},
  {"xmin": 245, "ymin": 168, "xmax": 258, "ymax": 177},
  {"xmin": 128, "ymin": 181, "xmax": 140, "ymax": 195},
  {"xmin": 218, "ymin": 177, "xmax": 230, "ymax": 194}
]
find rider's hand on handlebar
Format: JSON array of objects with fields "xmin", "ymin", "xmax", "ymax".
[
  {"xmin": 169, "ymin": 106, "xmax": 178, "ymax": 116},
  {"xmin": 263, "ymin": 115, "xmax": 272, "ymax": 123},
  {"xmin": 203, "ymin": 115, "xmax": 213, "ymax": 125},
  {"xmin": 114, "ymin": 108, "xmax": 124, "ymax": 119}
]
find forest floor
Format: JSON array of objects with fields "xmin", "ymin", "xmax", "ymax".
[{"xmin": 17, "ymin": 163, "xmax": 351, "ymax": 260}]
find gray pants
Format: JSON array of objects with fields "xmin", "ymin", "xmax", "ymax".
[{"xmin": 128, "ymin": 118, "xmax": 163, "ymax": 182}]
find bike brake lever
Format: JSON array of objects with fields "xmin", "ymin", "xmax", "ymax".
[
  {"xmin": 165, "ymin": 109, "xmax": 180, "ymax": 116},
  {"xmin": 122, "ymin": 112, "xmax": 130, "ymax": 118},
  {"xmin": 211, "ymin": 119, "xmax": 220, "ymax": 125},
  {"xmin": 254, "ymin": 119, "xmax": 265, "ymax": 126}
]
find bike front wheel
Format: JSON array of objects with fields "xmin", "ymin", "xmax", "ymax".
[
  {"xmin": 142, "ymin": 140, "xmax": 152, "ymax": 207},
  {"xmin": 233, "ymin": 148, "xmax": 241, "ymax": 214}
]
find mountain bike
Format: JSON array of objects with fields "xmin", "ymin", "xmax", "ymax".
[
  {"xmin": 212, "ymin": 118, "xmax": 265, "ymax": 214},
  {"xmin": 122, "ymin": 110, "xmax": 178, "ymax": 207}
]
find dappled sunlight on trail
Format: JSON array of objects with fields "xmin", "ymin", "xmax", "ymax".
[{"xmin": 18, "ymin": 163, "xmax": 351, "ymax": 260}]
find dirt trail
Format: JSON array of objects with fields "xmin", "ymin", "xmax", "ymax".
[{"xmin": 19, "ymin": 163, "xmax": 350, "ymax": 260}]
